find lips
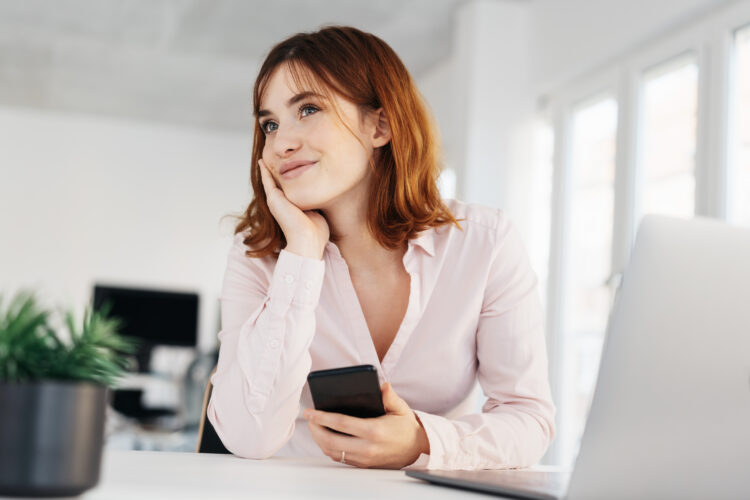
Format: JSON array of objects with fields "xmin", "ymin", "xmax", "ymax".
[{"xmin": 279, "ymin": 160, "xmax": 316, "ymax": 176}]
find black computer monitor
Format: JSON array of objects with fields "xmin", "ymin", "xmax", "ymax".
[{"xmin": 92, "ymin": 284, "xmax": 199, "ymax": 372}]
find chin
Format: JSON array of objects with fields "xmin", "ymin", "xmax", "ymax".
[{"xmin": 285, "ymin": 190, "xmax": 327, "ymax": 212}]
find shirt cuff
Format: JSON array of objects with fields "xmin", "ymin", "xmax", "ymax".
[
  {"xmin": 267, "ymin": 249, "xmax": 325, "ymax": 315},
  {"xmin": 407, "ymin": 410, "xmax": 458, "ymax": 470}
]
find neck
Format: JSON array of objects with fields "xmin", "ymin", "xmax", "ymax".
[{"xmin": 320, "ymin": 190, "xmax": 405, "ymax": 276}]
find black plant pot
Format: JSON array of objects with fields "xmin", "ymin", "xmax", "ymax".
[{"xmin": 0, "ymin": 381, "xmax": 107, "ymax": 497}]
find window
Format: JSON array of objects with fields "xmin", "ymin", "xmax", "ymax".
[
  {"xmin": 529, "ymin": 119, "xmax": 554, "ymax": 307},
  {"xmin": 559, "ymin": 96, "xmax": 618, "ymax": 465},
  {"xmin": 730, "ymin": 25, "xmax": 750, "ymax": 226},
  {"xmin": 542, "ymin": 1, "xmax": 750, "ymax": 467},
  {"xmin": 638, "ymin": 56, "xmax": 699, "ymax": 221},
  {"xmin": 437, "ymin": 167, "xmax": 457, "ymax": 199}
]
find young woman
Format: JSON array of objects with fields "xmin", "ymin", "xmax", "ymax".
[{"xmin": 208, "ymin": 26, "xmax": 555, "ymax": 470}]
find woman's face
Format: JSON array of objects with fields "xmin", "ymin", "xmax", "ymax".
[{"xmin": 258, "ymin": 64, "xmax": 385, "ymax": 211}]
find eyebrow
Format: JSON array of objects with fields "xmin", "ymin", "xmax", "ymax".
[{"xmin": 257, "ymin": 91, "xmax": 325, "ymax": 118}]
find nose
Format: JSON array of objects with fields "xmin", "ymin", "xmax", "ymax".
[{"xmin": 272, "ymin": 122, "xmax": 302, "ymax": 159}]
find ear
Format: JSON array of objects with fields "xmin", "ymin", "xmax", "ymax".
[{"xmin": 370, "ymin": 108, "xmax": 392, "ymax": 148}]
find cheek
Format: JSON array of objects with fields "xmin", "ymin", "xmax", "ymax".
[{"xmin": 261, "ymin": 143, "xmax": 272, "ymax": 164}]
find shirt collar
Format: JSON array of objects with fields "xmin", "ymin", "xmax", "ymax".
[
  {"xmin": 409, "ymin": 228, "xmax": 436, "ymax": 257},
  {"xmin": 325, "ymin": 228, "xmax": 436, "ymax": 259}
]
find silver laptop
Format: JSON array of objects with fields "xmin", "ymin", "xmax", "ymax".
[{"xmin": 407, "ymin": 215, "xmax": 750, "ymax": 499}]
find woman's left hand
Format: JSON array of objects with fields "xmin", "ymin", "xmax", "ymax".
[{"xmin": 302, "ymin": 382, "xmax": 430, "ymax": 469}]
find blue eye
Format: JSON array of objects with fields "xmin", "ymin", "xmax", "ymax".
[
  {"xmin": 261, "ymin": 121, "xmax": 278, "ymax": 134},
  {"xmin": 260, "ymin": 104, "xmax": 318, "ymax": 135},
  {"xmin": 300, "ymin": 104, "xmax": 319, "ymax": 118}
]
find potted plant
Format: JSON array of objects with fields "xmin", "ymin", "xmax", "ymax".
[{"xmin": 0, "ymin": 291, "xmax": 134, "ymax": 497}]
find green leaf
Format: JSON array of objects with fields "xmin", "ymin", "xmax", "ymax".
[{"xmin": 0, "ymin": 291, "xmax": 138, "ymax": 386}]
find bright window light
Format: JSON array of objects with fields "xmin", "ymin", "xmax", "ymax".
[
  {"xmin": 437, "ymin": 167, "xmax": 457, "ymax": 200},
  {"xmin": 529, "ymin": 119, "xmax": 554, "ymax": 309},
  {"xmin": 730, "ymin": 25, "xmax": 750, "ymax": 226},
  {"xmin": 560, "ymin": 96, "xmax": 618, "ymax": 466},
  {"xmin": 638, "ymin": 56, "xmax": 698, "ymax": 222}
]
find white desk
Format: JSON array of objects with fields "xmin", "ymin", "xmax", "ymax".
[{"xmin": 72, "ymin": 450, "xmax": 492, "ymax": 499}]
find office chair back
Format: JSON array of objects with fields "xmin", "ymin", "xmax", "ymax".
[{"xmin": 196, "ymin": 368, "xmax": 230, "ymax": 454}]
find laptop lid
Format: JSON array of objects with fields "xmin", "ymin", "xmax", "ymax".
[
  {"xmin": 405, "ymin": 468, "xmax": 568, "ymax": 500},
  {"xmin": 406, "ymin": 216, "xmax": 750, "ymax": 499},
  {"xmin": 568, "ymin": 215, "xmax": 750, "ymax": 499}
]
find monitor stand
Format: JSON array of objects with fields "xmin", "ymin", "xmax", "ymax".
[
  {"xmin": 112, "ymin": 343, "xmax": 178, "ymax": 426},
  {"xmin": 133, "ymin": 344, "xmax": 153, "ymax": 374}
]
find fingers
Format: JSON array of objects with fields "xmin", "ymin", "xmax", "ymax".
[
  {"xmin": 303, "ymin": 409, "xmax": 376, "ymax": 439},
  {"xmin": 258, "ymin": 159, "xmax": 280, "ymax": 197},
  {"xmin": 381, "ymin": 382, "xmax": 411, "ymax": 415},
  {"xmin": 307, "ymin": 420, "xmax": 373, "ymax": 465},
  {"xmin": 304, "ymin": 411, "xmax": 380, "ymax": 465},
  {"xmin": 305, "ymin": 409, "xmax": 420, "ymax": 469}
]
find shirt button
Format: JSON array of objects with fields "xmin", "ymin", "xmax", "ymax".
[
  {"xmin": 284, "ymin": 274, "xmax": 294, "ymax": 284},
  {"xmin": 305, "ymin": 281, "xmax": 313, "ymax": 290},
  {"xmin": 268, "ymin": 339, "xmax": 280, "ymax": 349}
]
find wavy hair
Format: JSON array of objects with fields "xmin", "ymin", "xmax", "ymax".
[{"xmin": 235, "ymin": 25, "xmax": 461, "ymax": 258}]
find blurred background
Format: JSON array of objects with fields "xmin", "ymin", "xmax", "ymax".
[{"xmin": 1, "ymin": 0, "xmax": 748, "ymax": 466}]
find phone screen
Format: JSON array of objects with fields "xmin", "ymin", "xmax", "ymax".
[{"xmin": 307, "ymin": 364, "xmax": 385, "ymax": 418}]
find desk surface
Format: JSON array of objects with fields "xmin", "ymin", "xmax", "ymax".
[{"xmin": 72, "ymin": 450, "xmax": 493, "ymax": 499}]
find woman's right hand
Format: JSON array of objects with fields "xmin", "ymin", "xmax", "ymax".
[{"xmin": 259, "ymin": 159, "xmax": 330, "ymax": 260}]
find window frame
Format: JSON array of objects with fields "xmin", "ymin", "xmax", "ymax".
[{"xmin": 541, "ymin": 0, "xmax": 750, "ymax": 466}]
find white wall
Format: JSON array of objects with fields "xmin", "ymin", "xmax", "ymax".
[
  {"xmin": 418, "ymin": 0, "xmax": 532, "ymax": 213},
  {"xmin": 2, "ymin": 0, "xmax": 738, "ymax": 353},
  {"xmin": 418, "ymin": 56, "xmax": 461, "ymax": 177},
  {"xmin": 529, "ymin": 0, "xmax": 733, "ymax": 94},
  {"xmin": 418, "ymin": 0, "xmax": 736, "ymax": 239},
  {"xmin": 0, "ymin": 106, "xmax": 251, "ymax": 350}
]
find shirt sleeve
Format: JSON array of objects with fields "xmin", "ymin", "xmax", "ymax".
[
  {"xmin": 407, "ymin": 217, "xmax": 556, "ymax": 470},
  {"xmin": 207, "ymin": 232, "xmax": 325, "ymax": 459}
]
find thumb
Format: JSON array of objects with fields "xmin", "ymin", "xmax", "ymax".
[{"xmin": 382, "ymin": 382, "xmax": 410, "ymax": 415}]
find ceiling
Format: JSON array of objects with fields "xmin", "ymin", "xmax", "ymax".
[{"xmin": 0, "ymin": 0, "xmax": 466, "ymax": 131}]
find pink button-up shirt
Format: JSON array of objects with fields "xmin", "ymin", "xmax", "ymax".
[{"xmin": 208, "ymin": 199, "xmax": 555, "ymax": 470}]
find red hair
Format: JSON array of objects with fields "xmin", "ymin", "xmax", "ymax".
[{"xmin": 235, "ymin": 26, "xmax": 461, "ymax": 258}]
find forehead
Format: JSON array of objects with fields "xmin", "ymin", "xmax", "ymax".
[{"xmin": 259, "ymin": 64, "xmax": 325, "ymax": 109}]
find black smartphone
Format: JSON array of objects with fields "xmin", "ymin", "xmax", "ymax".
[{"xmin": 307, "ymin": 364, "xmax": 386, "ymax": 418}]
